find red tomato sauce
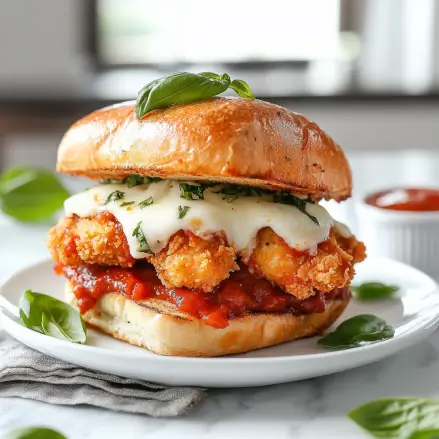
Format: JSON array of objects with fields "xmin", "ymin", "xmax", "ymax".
[
  {"xmin": 61, "ymin": 263, "xmax": 350, "ymax": 329},
  {"xmin": 366, "ymin": 188, "xmax": 439, "ymax": 212}
]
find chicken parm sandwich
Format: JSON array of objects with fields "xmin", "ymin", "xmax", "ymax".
[{"xmin": 48, "ymin": 72, "xmax": 366, "ymax": 357}]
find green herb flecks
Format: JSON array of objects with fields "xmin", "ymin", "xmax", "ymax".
[
  {"xmin": 272, "ymin": 191, "xmax": 319, "ymax": 225},
  {"xmin": 100, "ymin": 178, "xmax": 122, "ymax": 185},
  {"xmin": 120, "ymin": 201, "xmax": 135, "ymax": 207},
  {"xmin": 213, "ymin": 184, "xmax": 319, "ymax": 225},
  {"xmin": 135, "ymin": 72, "xmax": 255, "ymax": 118},
  {"xmin": 104, "ymin": 190, "xmax": 125, "ymax": 205},
  {"xmin": 216, "ymin": 185, "xmax": 263, "ymax": 198},
  {"xmin": 138, "ymin": 197, "xmax": 153, "ymax": 208},
  {"xmin": 100, "ymin": 175, "xmax": 162, "ymax": 187},
  {"xmin": 178, "ymin": 205, "xmax": 190, "ymax": 219},
  {"xmin": 179, "ymin": 183, "xmax": 205, "ymax": 201},
  {"xmin": 132, "ymin": 221, "xmax": 154, "ymax": 254},
  {"xmin": 124, "ymin": 174, "xmax": 162, "ymax": 187}
]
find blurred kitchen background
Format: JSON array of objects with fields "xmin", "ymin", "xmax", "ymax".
[{"xmin": 1, "ymin": 0, "xmax": 439, "ymax": 227}]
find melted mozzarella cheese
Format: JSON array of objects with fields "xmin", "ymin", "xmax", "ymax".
[{"xmin": 64, "ymin": 181, "xmax": 343, "ymax": 258}]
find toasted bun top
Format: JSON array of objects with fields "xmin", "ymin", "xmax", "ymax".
[{"xmin": 57, "ymin": 97, "xmax": 351, "ymax": 200}]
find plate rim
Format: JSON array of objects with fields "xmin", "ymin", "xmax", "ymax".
[{"xmin": 1, "ymin": 257, "xmax": 439, "ymax": 365}]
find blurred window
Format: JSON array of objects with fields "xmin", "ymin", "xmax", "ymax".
[{"xmin": 94, "ymin": 0, "xmax": 341, "ymax": 66}]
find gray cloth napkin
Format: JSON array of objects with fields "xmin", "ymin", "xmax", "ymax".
[{"xmin": 0, "ymin": 333, "xmax": 205, "ymax": 417}]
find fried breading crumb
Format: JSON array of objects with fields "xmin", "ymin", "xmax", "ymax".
[
  {"xmin": 246, "ymin": 227, "xmax": 363, "ymax": 300},
  {"xmin": 47, "ymin": 212, "xmax": 136, "ymax": 268},
  {"xmin": 151, "ymin": 231, "xmax": 239, "ymax": 292}
]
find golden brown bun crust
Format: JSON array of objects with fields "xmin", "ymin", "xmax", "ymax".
[
  {"xmin": 65, "ymin": 282, "xmax": 349, "ymax": 357},
  {"xmin": 57, "ymin": 98, "xmax": 351, "ymax": 201}
]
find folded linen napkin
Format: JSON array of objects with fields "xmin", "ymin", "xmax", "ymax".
[{"xmin": 0, "ymin": 332, "xmax": 205, "ymax": 417}]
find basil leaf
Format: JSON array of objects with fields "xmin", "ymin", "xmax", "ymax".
[
  {"xmin": 199, "ymin": 72, "xmax": 221, "ymax": 80},
  {"xmin": 0, "ymin": 166, "xmax": 69, "ymax": 222},
  {"xmin": 318, "ymin": 314, "xmax": 394, "ymax": 349},
  {"xmin": 179, "ymin": 183, "xmax": 205, "ymax": 200},
  {"xmin": 135, "ymin": 78, "xmax": 165, "ymax": 119},
  {"xmin": 19, "ymin": 290, "xmax": 86, "ymax": 344},
  {"xmin": 348, "ymin": 398, "xmax": 439, "ymax": 438},
  {"xmin": 178, "ymin": 205, "xmax": 190, "ymax": 219},
  {"xmin": 273, "ymin": 192, "xmax": 319, "ymax": 225},
  {"xmin": 230, "ymin": 79, "xmax": 255, "ymax": 99},
  {"xmin": 104, "ymin": 190, "xmax": 125, "ymax": 205},
  {"xmin": 136, "ymin": 72, "xmax": 230, "ymax": 118},
  {"xmin": 138, "ymin": 197, "xmax": 153, "ymax": 209},
  {"xmin": 19, "ymin": 309, "xmax": 43, "ymax": 334},
  {"xmin": 352, "ymin": 282, "xmax": 399, "ymax": 301},
  {"xmin": 136, "ymin": 72, "xmax": 256, "ymax": 118},
  {"xmin": 3, "ymin": 427, "xmax": 67, "ymax": 439},
  {"xmin": 132, "ymin": 221, "xmax": 154, "ymax": 254},
  {"xmin": 410, "ymin": 431, "xmax": 439, "ymax": 439}
]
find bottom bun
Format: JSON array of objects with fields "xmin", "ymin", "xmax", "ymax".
[{"xmin": 65, "ymin": 282, "xmax": 349, "ymax": 357}]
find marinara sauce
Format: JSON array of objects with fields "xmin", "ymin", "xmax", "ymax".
[
  {"xmin": 62, "ymin": 263, "xmax": 349, "ymax": 329},
  {"xmin": 366, "ymin": 188, "xmax": 439, "ymax": 212}
]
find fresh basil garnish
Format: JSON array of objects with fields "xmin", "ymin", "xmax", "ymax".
[
  {"xmin": 104, "ymin": 190, "xmax": 125, "ymax": 205},
  {"xmin": 100, "ymin": 175, "xmax": 162, "ymax": 186},
  {"xmin": 318, "ymin": 314, "xmax": 394, "ymax": 349},
  {"xmin": 178, "ymin": 205, "xmax": 190, "ymax": 219},
  {"xmin": 179, "ymin": 183, "xmax": 205, "ymax": 201},
  {"xmin": 0, "ymin": 166, "xmax": 70, "ymax": 222},
  {"xmin": 410, "ymin": 431, "xmax": 439, "ymax": 439},
  {"xmin": 120, "ymin": 201, "xmax": 135, "ymax": 207},
  {"xmin": 352, "ymin": 282, "xmax": 399, "ymax": 301},
  {"xmin": 348, "ymin": 398, "xmax": 439, "ymax": 438},
  {"xmin": 217, "ymin": 185, "xmax": 263, "ymax": 198},
  {"xmin": 213, "ymin": 184, "xmax": 318, "ymax": 223},
  {"xmin": 135, "ymin": 72, "xmax": 255, "ymax": 118},
  {"xmin": 132, "ymin": 221, "xmax": 154, "ymax": 254},
  {"xmin": 19, "ymin": 290, "xmax": 87, "ymax": 344},
  {"xmin": 273, "ymin": 192, "xmax": 319, "ymax": 225},
  {"xmin": 138, "ymin": 197, "xmax": 154, "ymax": 209},
  {"xmin": 3, "ymin": 427, "xmax": 67, "ymax": 439},
  {"xmin": 199, "ymin": 73, "xmax": 255, "ymax": 100},
  {"xmin": 229, "ymin": 79, "xmax": 256, "ymax": 99}
]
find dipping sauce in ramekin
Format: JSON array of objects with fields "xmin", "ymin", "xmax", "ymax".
[
  {"xmin": 365, "ymin": 188, "xmax": 439, "ymax": 212},
  {"xmin": 357, "ymin": 187, "xmax": 439, "ymax": 278}
]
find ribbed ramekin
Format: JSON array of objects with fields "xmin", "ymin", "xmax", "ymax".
[{"xmin": 356, "ymin": 200, "xmax": 439, "ymax": 279}]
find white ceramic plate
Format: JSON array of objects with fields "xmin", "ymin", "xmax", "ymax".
[{"xmin": 1, "ymin": 258, "xmax": 439, "ymax": 387}]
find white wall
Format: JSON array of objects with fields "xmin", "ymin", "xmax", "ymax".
[
  {"xmin": 0, "ymin": 0, "xmax": 438, "ymax": 160},
  {"xmin": 0, "ymin": 0, "xmax": 88, "ymax": 91}
]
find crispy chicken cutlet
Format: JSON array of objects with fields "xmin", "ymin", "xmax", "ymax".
[{"xmin": 48, "ymin": 208, "xmax": 365, "ymax": 298}]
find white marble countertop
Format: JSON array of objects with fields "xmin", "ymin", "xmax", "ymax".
[{"xmin": 2, "ymin": 149, "xmax": 439, "ymax": 439}]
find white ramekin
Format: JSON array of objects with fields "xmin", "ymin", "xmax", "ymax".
[{"xmin": 356, "ymin": 200, "xmax": 439, "ymax": 279}]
